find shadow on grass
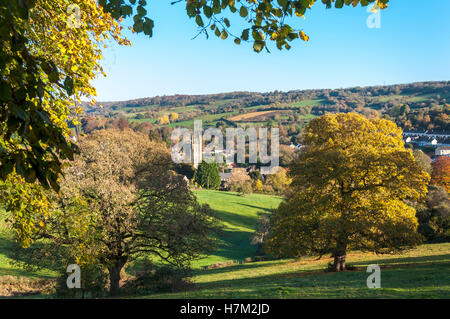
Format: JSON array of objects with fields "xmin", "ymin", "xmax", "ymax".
[
  {"xmin": 194, "ymin": 253, "xmax": 450, "ymax": 285},
  {"xmin": 0, "ymin": 238, "xmax": 58, "ymax": 278},
  {"xmin": 214, "ymin": 209, "xmax": 258, "ymax": 230},
  {"xmin": 350, "ymin": 253, "xmax": 450, "ymax": 267},
  {"xmin": 234, "ymin": 203, "xmax": 273, "ymax": 213},
  {"xmin": 207, "ymin": 229, "xmax": 256, "ymax": 261},
  {"xmin": 192, "ymin": 259, "xmax": 284, "ymax": 276},
  {"xmin": 193, "ymin": 262, "xmax": 450, "ymax": 299}
]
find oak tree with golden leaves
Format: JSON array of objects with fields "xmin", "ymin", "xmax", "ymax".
[{"xmin": 266, "ymin": 113, "xmax": 430, "ymax": 271}]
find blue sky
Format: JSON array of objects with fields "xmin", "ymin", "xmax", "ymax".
[{"xmin": 93, "ymin": 0, "xmax": 450, "ymax": 101}]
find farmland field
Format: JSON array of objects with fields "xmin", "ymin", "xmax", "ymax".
[{"xmin": 228, "ymin": 110, "xmax": 279, "ymax": 122}]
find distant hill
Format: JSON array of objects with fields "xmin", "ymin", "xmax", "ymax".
[{"xmin": 79, "ymin": 81, "xmax": 450, "ymax": 134}]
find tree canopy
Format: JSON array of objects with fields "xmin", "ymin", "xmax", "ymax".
[
  {"xmin": 266, "ymin": 113, "xmax": 429, "ymax": 271},
  {"xmin": 1, "ymin": 0, "xmax": 129, "ymax": 190},
  {"xmin": 194, "ymin": 160, "xmax": 221, "ymax": 189},
  {"xmin": 431, "ymin": 156, "xmax": 450, "ymax": 192}
]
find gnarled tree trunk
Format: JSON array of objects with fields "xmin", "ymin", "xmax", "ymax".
[{"xmin": 108, "ymin": 263, "xmax": 125, "ymax": 297}]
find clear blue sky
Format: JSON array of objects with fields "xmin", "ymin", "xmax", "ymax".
[{"xmin": 93, "ymin": 0, "xmax": 450, "ymax": 101}]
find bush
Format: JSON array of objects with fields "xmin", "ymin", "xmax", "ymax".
[
  {"xmin": 55, "ymin": 264, "xmax": 108, "ymax": 298},
  {"xmin": 121, "ymin": 266, "xmax": 194, "ymax": 295},
  {"xmin": 236, "ymin": 181, "xmax": 253, "ymax": 196},
  {"xmin": 249, "ymin": 171, "xmax": 262, "ymax": 181}
]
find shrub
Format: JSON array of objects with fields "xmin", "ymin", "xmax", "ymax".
[
  {"xmin": 55, "ymin": 264, "xmax": 108, "ymax": 298},
  {"xmin": 121, "ymin": 266, "xmax": 194, "ymax": 295}
]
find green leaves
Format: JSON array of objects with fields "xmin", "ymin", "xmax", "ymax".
[
  {"xmin": 178, "ymin": 0, "xmax": 390, "ymax": 53},
  {"xmin": 220, "ymin": 30, "xmax": 228, "ymax": 40},
  {"xmin": 9, "ymin": 104, "xmax": 29, "ymax": 121},
  {"xmin": 0, "ymin": 80, "xmax": 12, "ymax": 101},
  {"xmin": 335, "ymin": 0, "xmax": 344, "ymax": 8},
  {"xmin": 203, "ymin": 6, "xmax": 212, "ymax": 18},
  {"xmin": 143, "ymin": 17, "xmax": 154, "ymax": 36},
  {"xmin": 41, "ymin": 61, "xmax": 59, "ymax": 83},
  {"xmin": 241, "ymin": 29, "xmax": 250, "ymax": 41},
  {"xmin": 133, "ymin": 19, "xmax": 144, "ymax": 32},
  {"xmin": 277, "ymin": 0, "xmax": 289, "ymax": 9},
  {"xmin": 213, "ymin": 0, "xmax": 221, "ymax": 14},
  {"xmin": 64, "ymin": 76, "xmax": 74, "ymax": 96},
  {"xmin": 136, "ymin": 4, "xmax": 147, "ymax": 16},
  {"xmin": 195, "ymin": 15, "xmax": 204, "ymax": 27},
  {"xmin": 253, "ymin": 41, "xmax": 265, "ymax": 53},
  {"xmin": 239, "ymin": 6, "xmax": 248, "ymax": 18}
]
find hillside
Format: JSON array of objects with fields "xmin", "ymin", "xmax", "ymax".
[{"xmin": 79, "ymin": 81, "xmax": 450, "ymax": 136}]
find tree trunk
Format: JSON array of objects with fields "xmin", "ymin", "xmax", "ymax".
[
  {"xmin": 332, "ymin": 241, "xmax": 347, "ymax": 272},
  {"xmin": 333, "ymin": 251, "xmax": 346, "ymax": 272},
  {"xmin": 108, "ymin": 264, "xmax": 124, "ymax": 297},
  {"xmin": 256, "ymin": 243, "xmax": 262, "ymax": 256}
]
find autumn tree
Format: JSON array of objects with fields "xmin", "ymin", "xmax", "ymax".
[
  {"xmin": 264, "ymin": 166, "xmax": 291, "ymax": 195},
  {"xmin": 431, "ymin": 156, "xmax": 450, "ymax": 192},
  {"xmin": 225, "ymin": 167, "xmax": 251, "ymax": 192},
  {"xmin": 267, "ymin": 113, "xmax": 429, "ymax": 271},
  {"xmin": 158, "ymin": 114, "xmax": 170, "ymax": 125},
  {"xmin": 18, "ymin": 130, "xmax": 220, "ymax": 296},
  {"xmin": 413, "ymin": 149, "xmax": 432, "ymax": 175},
  {"xmin": 415, "ymin": 185, "xmax": 450, "ymax": 242},
  {"xmin": 170, "ymin": 112, "xmax": 179, "ymax": 122}
]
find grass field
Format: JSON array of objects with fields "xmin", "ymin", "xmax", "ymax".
[
  {"xmin": 0, "ymin": 191, "xmax": 449, "ymax": 298},
  {"xmin": 142, "ymin": 243, "xmax": 450, "ymax": 298},
  {"xmin": 192, "ymin": 190, "xmax": 283, "ymax": 268},
  {"xmin": 143, "ymin": 191, "xmax": 450, "ymax": 299}
]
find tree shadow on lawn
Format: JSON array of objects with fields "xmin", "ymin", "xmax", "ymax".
[
  {"xmin": 350, "ymin": 253, "xmax": 450, "ymax": 268},
  {"xmin": 0, "ymin": 238, "xmax": 58, "ymax": 278},
  {"xmin": 214, "ymin": 209, "xmax": 259, "ymax": 230},
  {"xmin": 192, "ymin": 259, "xmax": 284, "ymax": 276},
  {"xmin": 194, "ymin": 253, "xmax": 450, "ymax": 283},
  {"xmin": 234, "ymin": 203, "xmax": 274, "ymax": 213},
  {"xmin": 194, "ymin": 263, "xmax": 450, "ymax": 298},
  {"xmin": 207, "ymin": 229, "xmax": 256, "ymax": 261}
]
